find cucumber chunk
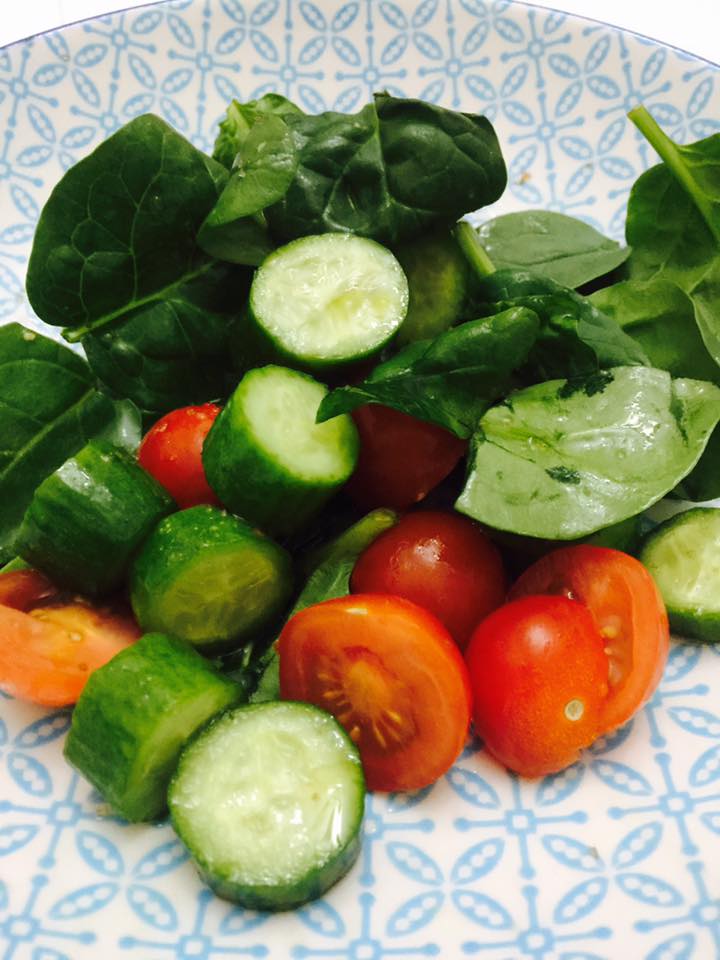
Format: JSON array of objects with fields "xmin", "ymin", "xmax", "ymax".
[
  {"xmin": 249, "ymin": 234, "xmax": 408, "ymax": 368},
  {"xmin": 393, "ymin": 229, "xmax": 469, "ymax": 345},
  {"xmin": 130, "ymin": 505, "xmax": 292, "ymax": 652},
  {"xmin": 640, "ymin": 507, "xmax": 720, "ymax": 643},
  {"xmin": 203, "ymin": 365, "xmax": 358, "ymax": 536},
  {"xmin": 169, "ymin": 701, "xmax": 365, "ymax": 910},
  {"xmin": 64, "ymin": 633, "xmax": 242, "ymax": 822},
  {"xmin": 16, "ymin": 440, "xmax": 174, "ymax": 596}
]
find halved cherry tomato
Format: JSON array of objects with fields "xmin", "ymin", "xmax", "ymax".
[
  {"xmin": 139, "ymin": 403, "xmax": 220, "ymax": 508},
  {"xmin": 351, "ymin": 510, "xmax": 506, "ymax": 649},
  {"xmin": 509, "ymin": 545, "xmax": 669, "ymax": 732},
  {"xmin": 345, "ymin": 405, "xmax": 466, "ymax": 510},
  {"xmin": 0, "ymin": 569, "xmax": 56, "ymax": 611},
  {"xmin": 278, "ymin": 594, "xmax": 472, "ymax": 791},
  {"xmin": 465, "ymin": 595, "xmax": 609, "ymax": 777},
  {"xmin": 0, "ymin": 601, "xmax": 140, "ymax": 706}
]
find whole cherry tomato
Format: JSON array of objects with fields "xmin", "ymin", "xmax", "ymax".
[
  {"xmin": 139, "ymin": 403, "xmax": 220, "ymax": 508},
  {"xmin": 351, "ymin": 510, "xmax": 506, "ymax": 648},
  {"xmin": 345, "ymin": 405, "xmax": 466, "ymax": 510}
]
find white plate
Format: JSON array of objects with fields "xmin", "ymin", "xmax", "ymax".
[{"xmin": 1, "ymin": 2, "xmax": 720, "ymax": 958}]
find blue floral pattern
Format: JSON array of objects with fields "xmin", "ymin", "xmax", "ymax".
[{"xmin": 1, "ymin": 1, "xmax": 720, "ymax": 957}]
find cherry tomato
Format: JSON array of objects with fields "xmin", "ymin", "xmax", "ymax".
[
  {"xmin": 138, "ymin": 403, "xmax": 220, "ymax": 508},
  {"xmin": 345, "ymin": 405, "xmax": 466, "ymax": 510},
  {"xmin": 0, "ymin": 601, "xmax": 140, "ymax": 706},
  {"xmin": 465, "ymin": 595, "xmax": 609, "ymax": 777},
  {"xmin": 509, "ymin": 545, "xmax": 669, "ymax": 732},
  {"xmin": 351, "ymin": 510, "xmax": 506, "ymax": 649},
  {"xmin": 0, "ymin": 569, "xmax": 56, "ymax": 611},
  {"xmin": 278, "ymin": 594, "xmax": 472, "ymax": 791}
]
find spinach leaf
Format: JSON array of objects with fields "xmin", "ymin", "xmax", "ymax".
[
  {"xmin": 317, "ymin": 306, "xmax": 539, "ymax": 438},
  {"xmin": 471, "ymin": 269, "xmax": 649, "ymax": 379},
  {"xmin": 199, "ymin": 114, "xmax": 297, "ymax": 265},
  {"xmin": 212, "ymin": 94, "xmax": 303, "ymax": 170},
  {"xmin": 0, "ymin": 324, "xmax": 135, "ymax": 563},
  {"xmin": 250, "ymin": 509, "xmax": 398, "ymax": 703},
  {"xmin": 81, "ymin": 262, "xmax": 252, "ymax": 420},
  {"xmin": 629, "ymin": 106, "xmax": 720, "ymax": 243},
  {"xmin": 266, "ymin": 93, "xmax": 506, "ymax": 245},
  {"xmin": 26, "ymin": 114, "xmax": 231, "ymax": 340},
  {"xmin": 674, "ymin": 428, "xmax": 720, "ymax": 502},
  {"xmin": 476, "ymin": 211, "xmax": 631, "ymax": 289},
  {"xmin": 456, "ymin": 367, "xmax": 720, "ymax": 540},
  {"xmin": 590, "ymin": 279, "xmax": 720, "ymax": 383}
]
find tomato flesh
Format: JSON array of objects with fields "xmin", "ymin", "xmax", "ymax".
[
  {"xmin": 345, "ymin": 405, "xmax": 466, "ymax": 510},
  {"xmin": 139, "ymin": 403, "xmax": 220, "ymax": 508},
  {"xmin": 351, "ymin": 510, "xmax": 506, "ymax": 649},
  {"xmin": 465, "ymin": 595, "xmax": 609, "ymax": 777},
  {"xmin": 0, "ymin": 569, "xmax": 56, "ymax": 611},
  {"xmin": 510, "ymin": 545, "xmax": 669, "ymax": 732},
  {"xmin": 278, "ymin": 594, "xmax": 472, "ymax": 791},
  {"xmin": 0, "ymin": 601, "xmax": 140, "ymax": 706}
]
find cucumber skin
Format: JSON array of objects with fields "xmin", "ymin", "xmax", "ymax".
[
  {"xmin": 169, "ymin": 702, "xmax": 365, "ymax": 911},
  {"xmin": 202, "ymin": 368, "xmax": 358, "ymax": 537},
  {"xmin": 130, "ymin": 505, "xmax": 293, "ymax": 652},
  {"xmin": 640, "ymin": 508, "xmax": 720, "ymax": 644},
  {"xmin": 16, "ymin": 441, "xmax": 174, "ymax": 597},
  {"xmin": 247, "ymin": 235, "xmax": 407, "ymax": 372},
  {"xmin": 64, "ymin": 633, "xmax": 243, "ymax": 823}
]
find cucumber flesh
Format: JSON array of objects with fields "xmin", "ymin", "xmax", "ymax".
[
  {"xmin": 640, "ymin": 507, "xmax": 720, "ymax": 643},
  {"xmin": 64, "ymin": 633, "xmax": 242, "ymax": 822},
  {"xmin": 130, "ymin": 506, "xmax": 292, "ymax": 652},
  {"xmin": 169, "ymin": 701, "xmax": 365, "ymax": 910},
  {"xmin": 250, "ymin": 234, "xmax": 408, "ymax": 367},
  {"xmin": 203, "ymin": 365, "xmax": 358, "ymax": 536}
]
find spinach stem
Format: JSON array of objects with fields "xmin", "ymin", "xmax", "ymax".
[
  {"xmin": 455, "ymin": 220, "xmax": 496, "ymax": 278},
  {"xmin": 628, "ymin": 105, "xmax": 720, "ymax": 245}
]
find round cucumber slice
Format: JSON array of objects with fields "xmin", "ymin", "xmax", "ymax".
[
  {"xmin": 169, "ymin": 701, "xmax": 365, "ymax": 910},
  {"xmin": 203, "ymin": 365, "xmax": 358, "ymax": 537},
  {"xmin": 130, "ymin": 505, "xmax": 293, "ymax": 652},
  {"xmin": 249, "ymin": 233, "xmax": 408, "ymax": 368},
  {"xmin": 640, "ymin": 507, "xmax": 720, "ymax": 643}
]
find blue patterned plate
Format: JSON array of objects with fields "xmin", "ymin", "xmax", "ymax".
[{"xmin": 1, "ymin": 3, "xmax": 720, "ymax": 958}]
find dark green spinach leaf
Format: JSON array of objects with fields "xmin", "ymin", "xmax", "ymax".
[
  {"xmin": 266, "ymin": 93, "xmax": 507, "ymax": 245},
  {"xmin": 471, "ymin": 269, "xmax": 649, "ymax": 379},
  {"xmin": 477, "ymin": 211, "xmax": 631, "ymax": 288},
  {"xmin": 0, "ymin": 324, "xmax": 137, "ymax": 563},
  {"xmin": 456, "ymin": 367, "xmax": 720, "ymax": 540},
  {"xmin": 213, "ymin": 94, "xmax": 303, "ymax": 169},
  {"xmin": 317, "ymin": 306, "xmax": 540, "ymax": 438}
]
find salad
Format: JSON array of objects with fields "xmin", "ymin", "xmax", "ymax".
[{"xmin": 1, "ymin": 90, "xmax": 720, "ymax": 912}]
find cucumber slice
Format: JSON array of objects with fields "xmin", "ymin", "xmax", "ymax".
[
  {"xmin": 393, "ymin": 229, "xmax": 469, "ymax": 345},
  {"xmin": 169, "ymin": 701, "xmax": 365, "ymax": 910},
  {"xmin": 640, "ymin": 507, "xmax": 720, "ymax": 643},
  {"xmin": 16, "ymin": 440, "xmax": 174, "ymax": 597},
  {"xmin": 130, "ymin": 505, "xmax": 292, "ymax": 652},
  {"xmin": 64, "ymin": 633, "xmax": 242, "ymax": 822},
  {"xmin": 249, "ymin": 234, "xmax": 408, "ymax": 369},
  {"xmin": 203, "ymin": 365, "xmax": 358, "ymax": 536}
]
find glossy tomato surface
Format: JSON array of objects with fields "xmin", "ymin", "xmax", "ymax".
[
  {"xmin": 510, "ymin": 545, "xmax": 669, "ymax": 732},
  {"xmin": 278, "ymin": 594, "xmax": 472, "ymax": 791},
  {"xmin": 0, "ymin": 569, "xmax": 56, "ymax": 610},
  {"xmin": 139, "ymin": 403, "xmax": 220, "ymax": 508},
  {"xmin": 0, "ymin": 600, "xmax": 140, "ymax": 706},
  {"xmin": 345, "ymin": 404, "xmax": 466, "ymax": 510},
  {"xmin": 351, "ymin": 510, "xmax": 506, "ymax": 649},
  {"xmin": 465, "ymin": 594, "xmax": 609, "ymax": 777}
]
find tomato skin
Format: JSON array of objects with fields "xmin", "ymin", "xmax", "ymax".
[
  {"xmin": 278, "ymin": 594, "xmax": 472, "ymax": 792},
  {"xmin": 351, "ymin": 510, "xmax": 506, "ymax": 649},
  {"xmin": 465, "ymin": 595, "xmax": 609, "ymax": 777},
  {"xmin": 0, "ymin": 602, "xmax": 140, "ymax": 706},
  {"xmin": 139, "ymin": 403, "xmax": 220, "ymax": 508},
  {"xmin": 345, "ymin": 405, "xmax": 466, "ymax": 510},
  {"xmin": 509, "ymin": 545, "xmax": 669, "ymax": 732},
  {"xmin": 0, "ymin": 570, "xmax": 56, "ymax": 611}
]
